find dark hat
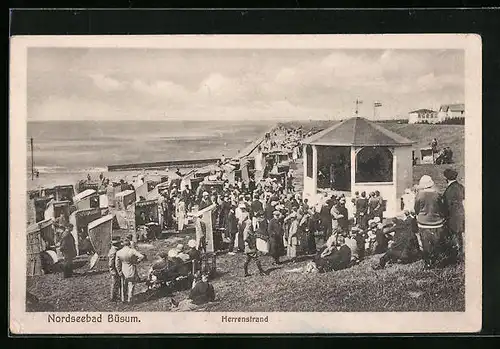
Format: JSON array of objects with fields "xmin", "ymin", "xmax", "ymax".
[
  {"xmin": 443, "ymin": 168, "xmax": 458, "ymax": 180},
  {"xmin": 111, "ymin": 236, "xmax": 121, "ymax": 245}
]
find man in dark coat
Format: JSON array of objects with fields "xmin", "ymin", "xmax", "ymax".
[
  {"xmin": 248, "ymin": 177, "xmax": 256, "ymax": 197},
  {"xmin": 59, "ymin": 224, "xmax": 77, "ymax": 278},
  {"xmin": 108, "ymin": 236, "xmax": 122, "ymax": 301},
  {"xmin": 320, "ymin": 197, "xmax": 333, "ymax": 241},
  {"xmin": 264, "ymin": 200, "xmax": 276, "ymax": 222},
  {"xmin": 268, "ymin": 210, "xmax": 285, "ymax": 264},
  {"xmin": 250, "ymin": 194, "xmax": 264, "ymax": 217},
  {"xmin": 442, "ymin": 168, "xmax": 465, "ymax": 259},
  {"xmin": 219, "ymin": 195, "xmax": 231, "ymax": 233},
  {"xmin": 226, "ymin": 205, "xmax": 239, "ymax": 254},
  {"xmin": 332, "ymin": 197, "xmax": 349, "ymax": 235},
  {"xmin": 242, "ymin": 219, "xmax": 267, "ymax": 277},
  {"xmin": 356, "ymin": 191, "xmax": 369, "ymax": 229}
]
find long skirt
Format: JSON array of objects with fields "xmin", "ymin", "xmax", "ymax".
[
  {"xmin": 306, "ymin": 231, "xmax": 317, "ymax": 255},
  {"xmin": 269, "ymin": 235, "xmax": 285, "ymax": 258},
  {"xmin": 287, "ymin": 236, "xmax": 298, "ymax": 258},
  {"xmin": 177, "ymin": 212, "xmax": 186, "ymax": 231},
  {"xmin": 256, "ymin": 238, "xmax": 269, "ymax": 254}
]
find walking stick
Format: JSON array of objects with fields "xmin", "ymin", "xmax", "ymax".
[{"xmin": 120, "ymin": 276, "xmax": 125, "ymax": 302}]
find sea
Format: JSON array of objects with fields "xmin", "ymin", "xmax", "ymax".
[{"xmin": 26, "ymin": 120, "xmax": 275, "ymax": 189}]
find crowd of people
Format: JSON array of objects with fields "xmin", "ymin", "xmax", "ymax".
[
  {"xmin": 40, "ymin": 126, "xmax": 465, "ymax": 308},
  {"xmin": 259, "ymin": 125, "xmax": 306, "ymax": 155},
  {"xmin": 112, "ymin": 149, "xmax": 465, "ymax": 282}
]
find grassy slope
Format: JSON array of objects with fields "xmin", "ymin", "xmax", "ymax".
[
  {"xmin": 27, "ymin": 233, "xmax": 465, "ymax": 312},
  {"xmin": 26, "ymin": 122, "xmax": 466, "ymax": 312}
]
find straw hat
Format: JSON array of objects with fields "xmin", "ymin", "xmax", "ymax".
[
  {"xmin": 175, "ymin": 244, "xmax": 184, "ymax": 252},
  {"xmin": 188, "ymin": 239, "xmax": 197, "ymax": 248},
  {"xmin": 418, "ymin": 175, "xmax": 435, "ymax": 189},
  {"xmin": 167, "ymin": 249, "xmax": 178, "ymax": 258}
]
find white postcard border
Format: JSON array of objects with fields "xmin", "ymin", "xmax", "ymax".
[{"xmin": 9, "ymin": 34, "xmax": 482, "ymax": 334}]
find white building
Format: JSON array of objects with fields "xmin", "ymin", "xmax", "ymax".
[
  {"xmin": 437, "ymin": 103, "xmax": 465, "ymax": 122},
  {"xmin": 301, "ymin": 117, "xmax": 415, "ymax": 217},
  {"xmin": 408, "ymin": 108, "xmax": 438, "ymax": 124}
]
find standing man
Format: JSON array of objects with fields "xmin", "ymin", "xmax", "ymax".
[
  {"xmin": 250, "ymin": 193, "xmax": 264, "ymax": 229},
  {"xmin": 442, "ymin": 169, "xmax": 465, "ymax": 260},
  {"xmin": 219, "ymin": 195, "xmax": 232, "ymax": 233},
  {"xmin": 54, "ymin": 212, "xmax": 68, "ymax": 243},
  {"xmin": 59, "ymin": 224, "xmax": 77, "ymax": 278},
  {"xmin": 431, "ymin": 138, "xmax": 438, "ymax": 153},
  {"xmin": 115, "ymin": 238, "xmax": 145, "ymax": 304},
  {"xmin": 331, "ymin": 196, "xmax": 347, "ymax": 236},
  {"xmin": 108, "ymin": 236, "xmax": 122, "ymax": 302},
  {"xmin": 193, "ymin": 212, "xmax": 207, "ymax": 253},
  {"xmin": 336, "ymin": 197, "xmax": 349, "ymax": 235},
  {"xmin": 356, "ymin": 191, "xmax": 369, "ymax": 229},
  {"xmin": 242, "ymin": 218, "xmax": 267, "ymax": 277},
  {"xmin": 329, "ymin": 163, "xmax": 336, "ymax": 190},
  {"xmin": 268, "ymin": 210, "xmax": 285, "ymax": 264},
  {"xmin": 368, "ymin": 192, "xmax": 380, "ymax": 221},
  {"xmin": 320, "ymin": 194, "xmax": 333, "ymax": 241},
  {"xmin": 226, "ymin": 204, "xmax": 239, "ymax": 255}
]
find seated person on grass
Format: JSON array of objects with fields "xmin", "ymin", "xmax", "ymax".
[
  {"xmin": 313, "ymin": 235, "xmax": 352, "ymax": 273},
  {"xmin": 189, "ymin": 273, "xmax": 216, "ymax": 305},
  {"xmin": 372, "ymin": 213, "xmax": 422, "ymax": 270}
]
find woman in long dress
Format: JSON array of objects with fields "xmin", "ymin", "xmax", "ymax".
[
  {"xmin": 176, "ymin": 198, "xmax": 186, "ymax": 233},
  {"xmin": 285, "ymin": 212, "xmax": 300, "ymax": 260}
]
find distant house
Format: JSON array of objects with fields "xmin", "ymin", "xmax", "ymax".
[
  {"xmin": 408, "ymin": 108, "xmax": 438, "ymax": 124},
  {"xmin": 437, "ymin": 103, "xmax": 465, "ymax": 122}
]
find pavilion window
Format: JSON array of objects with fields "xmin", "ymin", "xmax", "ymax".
[
  {"xmin": 306, "ymin": 145, "xmax": 313, "ymax": 178},
  {"xmin": 355, "ymin": 147, "xmax": 393, "ymax": 183}
]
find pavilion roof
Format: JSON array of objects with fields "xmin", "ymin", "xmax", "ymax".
[{"xmin": 301, "ymin": 117, "xmax": 414, "ymax": 147}]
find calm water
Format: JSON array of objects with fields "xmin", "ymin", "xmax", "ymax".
[{"xmin": 27, "ymin": 120, "xmax": 274, "ymax": 174}]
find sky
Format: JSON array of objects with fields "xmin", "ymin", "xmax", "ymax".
[{"xmin": 27, "ymin": 48, "xmax": 464, "ymax": 121}]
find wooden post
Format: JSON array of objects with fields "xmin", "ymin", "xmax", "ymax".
[{"xmin": 30, "ymin": 137, "xmax": 34, "ymax": 180}]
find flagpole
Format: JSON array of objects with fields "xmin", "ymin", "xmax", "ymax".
[
  {"xmin": 355, "ymin": 98, "xmax": 363, "ymax": 116},
  {"xmin": 373, "ymin": 101, "xmax": 382, "ymax": 120}
]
